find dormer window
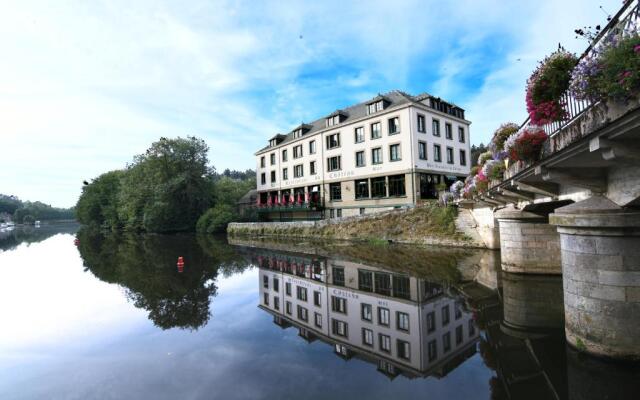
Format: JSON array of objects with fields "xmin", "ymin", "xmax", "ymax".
[
  {"xmin": 326, "ymin": 111, "xmax": 347, "ymax": 128},
  {"xmin": 367, "ymin": 101, "xmax": 384, "ymax": 115},
  {"xmin": 269, "ymin": 139, "xmax": 277, "ymax": 147},
  {"xmin": 293, "ymin": 129, "xmax": 302, "ymax": 139},
  {"xmin": 326, "ymin": 115, "xmax": 339, "ymax": 127}
]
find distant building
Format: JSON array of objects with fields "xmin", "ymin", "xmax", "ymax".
[
  {"xmin": 254, "ymin": 90, "xmax": 471, "ymax": 221},
  {"xmin": 253, "ymin": 249, "xmax": 479, "ymax": 379}
]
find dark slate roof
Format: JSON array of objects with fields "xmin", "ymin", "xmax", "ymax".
[{"xmin": 256, "ymin": 90, "xmax": 465, "ymax": 154}]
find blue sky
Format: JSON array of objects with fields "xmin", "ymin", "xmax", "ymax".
[{"xmin": 0, "ymin": 0, "xmax": 621, "ymax": 207}]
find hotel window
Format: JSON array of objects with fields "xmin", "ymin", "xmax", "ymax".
[
  {"xmin": 455, "ymin": 303, "xmax": 462, "ymax": 320},
  {"xmin": 427, "ymin": 311, "xmax": 436, "ymax": 333},
  {"xmin": 293, "ymin": 144, "xmax": 303, "ymax": 158},
  {"xmin": 310, "ymin": 161, "xmax": 316, "ymax": 175},
  {"xmin": 309, "ymin": 140, "xmax": 316, "ymax": 154},
  {"xmin": 327, "ymin": 156, "xmax": 341, "ymax": 172},
  {"xmin": 469, "ymin": 320, "xmax": 476, "ymax": 336},
  {"xmin": 397, "ymin": 340, "xmax": 410, "ymax": 360},
  {"xmin": 337, "ymin": 209, "xmax": 342, "ymax": 218},
  {"xmin": 282, "ymin": 168, "xmax": 288, "ymax": 180},
  {"xmin": 358, "ymin": 270, "xmax": 373, "ymax": 291},
  {"xmin": 456, "ymin": 325, "xmax": 463, "ymax": 344},
  {"xmin": 419, "ymin": 141, "xmax": 427, "ymax": 160},
  {"xmin": 285, "ymin": 282, "xmax": 292, "ymax": 296},
  {"xmin": 361, "ymin": 303, "xmax": 373, "ymax": 322},
  {"xmin": 355, "ymin": 151, "xmax": 365, "ymax": 167},
  {"xmin": 388, "ymin": 174, "xmax": 406, "ymax": 197},
  {"xmin": 389, "ymin": 144, "xmax": 401, "ymax": 161},
  {"xmin": 313, "ymin": 291, "xmax": 322, "ymax": 307},
  {"xmin": 371, "ymin": 122, "xmax": 381, "ymax": 139},
  {"xmin": 332, "ymin": 319, "xmax": 348, "ymax": 338},
  {"xmin": 371, "ymin": 148, "xmax": 382, "ymax": 164},
  {"xmin": 270, "ymin": 153, "xmax": 276, "ymax": 165},
  {"xmin": 360, "ymin": 207, "xmax": 365, "ymax": 215},
  {"xmin": 397, "ymin": 312, "xmax": 409, "ymax": 332},
  {"xmin": 371, "ymin": 177, "xmax": 386, "ymax": 197},
  {"xmin": 459, "ymin": 150, "xmax": 467, "ymax": 166},
  {"xmin": 273, "ymin": 277, "xmax": 279, "ymax": 292},
  {"xmin": 331, "ymin": 296, "xmax": 347, "ymax": 314},
  {"xmin": 260, "ymin": 156, "xmax": 265, "ymax": 168},
  {"xmin": 428, "ymin": 339, "xmax": 437, "ymax": 361},
  {"xmin": 442, "ymin": 305, "xmax": 450, "ymax": 326},
  {"xmin": 434, "ymin": 144, "xmax": 442, "ymax": 162},
  {"xmin": 326, "ymin": 133, "xmax": 340, "ymax": 149},
  {"xmin": 285, "ymin": 301, "xmax": 292, "ymax": 315},
  {"xmin": 417, "ymin": 114, "xmax": 426, "ymax": 133},
  {"xmin": 378, "ymin": 307, "xmax": 390, "ymax": 326},
  {"xmin": 355, "ymin": 126, "xmax": 365, "ymax": 143},
  {"xmin": 282, "ymin": 149, "xmax": 288, "ymax": 162},
  {"xmin": 315, "ymin": 312, "xmax": 322, "ymax": 328},
  {"xmin": 355, "ymin": 179, "xmax": 369, "ymax": 199},
  {"xmin": 263, "ymin": 275, "xmax": 269, "ymax": 288},
  {"xmin": 432, "ymin": 119, "xmax": 441, "ymax": 136},
  {"xmin": 332, "ymin": 266, "xmax": 345, "ymax": 286},
  {"xmin": 329, "ymin": 182, "xmax": 341, "ymax": 201},
  {"xmin": 443, "ymin": 332, "xmax": 451, "ymax": 352},
  {"xmin": 362, "ymin": 328, "xmax": 374, "ymax": 347},
  {"xmin": 330, "ymin": 209, "xmax": 335, "ymax": 218},
  {"xmin": 326, "ymin": 115, "xmax": 340, "ymax": 127},
  {"xmin": 379, "ymin": 334, "xmax": 391, "ymax": 353},
  {"xmin": 270, "ymin": 171, "xmax": 276, "ymax": 183},
  {"xmin": 261, "ymin": 173, "xmax": 266, "ymax": 185},
  {"xmin": 294, "ymin": 164, "xmax": 303, "ymax": 178},
  {"xmin": 388, "ymin": 117, "xmax": 400, "ymax": 135},
  {"xmin": 446, "ymin": 147, "xmax": 454, "ymax": 164},
  {"xmin": 393, "ymin": 275, "xmax": 410, "ymax": 299},
  {"xmin": 297, "ymin": 305, "xmax": 308, "ymax": 322},
  {"xmin": 263, "ymin": 293, "xmax": 269, "ymax": 306},
  {"xmin": 367, "ymin": 100, "xmax": 384, "ymax": 115},
  {"xmin": 274, "ymin": 296, "xmax": 280, "ymax": 311},
  {"xmin": 375, "ymin": 272, "xmax": 391, "ymax": 296},
  {"xmin": 297, "ymin": 286, "xmax": 308, "ymax": 302},
  {"xmin": 445, "ymin": 123, "xmax": 453, "ymax": 139},
  {"xmin": 458, "ymin": 127, "xmax": 465, "ymax": 143}
]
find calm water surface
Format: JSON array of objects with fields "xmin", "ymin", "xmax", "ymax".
[{"xmin": 0, "ymin": 225, "xmax": 638, "ymax": 400}]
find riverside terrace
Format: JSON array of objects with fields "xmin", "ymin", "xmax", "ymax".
[
  {"xmin": 253, "ymin": 90, "xmax": 472, "ymax": 221},
  {"xmin": 458, "ymin": 0, "xmax": 640, "ymax": 361}
]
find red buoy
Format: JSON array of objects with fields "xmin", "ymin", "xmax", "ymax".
[{"xmin": 177, "ymin": 256, "xmax": 185, "ymax": 273}]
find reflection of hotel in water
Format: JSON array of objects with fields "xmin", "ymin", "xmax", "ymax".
[{"xmin": 255, "ymin": 251, "xmax": 479, "ymax": 379}]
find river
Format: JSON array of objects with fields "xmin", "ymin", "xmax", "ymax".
[{"xmin": 0, "ymin": 225, "xmax": 637, "ymax": 399}]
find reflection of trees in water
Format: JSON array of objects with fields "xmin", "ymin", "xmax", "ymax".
[
  {"xmin": 77, "ymin": 228, "xmax": 251, "ymax": 330},
  {"xmin": 0, "ymin": 223, "xmax": 79, "ymax": 252}
]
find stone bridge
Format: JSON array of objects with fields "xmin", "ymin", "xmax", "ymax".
[{"xmin": 459, "ymin": 1, "xmax": 640, "ymax": 361}]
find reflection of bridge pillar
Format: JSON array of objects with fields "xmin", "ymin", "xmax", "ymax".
[
  {"xmin": 495, "ymin": 205, "xmax": 562, "ymax": 274},
  {"xmin": 550, "ymin": 196, "xmax": 640, "ymax": 360},
  {"xmin": 501, "ymin": 272, "xmax": 564, "ymax": 338},
  {"xmin": 566, "ymin": 346, "xmax": 640, "ymax": 400}
]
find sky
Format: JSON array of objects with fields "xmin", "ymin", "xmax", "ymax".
[{"xmin": 0, "ymin": 0, "xmax": 622, "ymax": 207}]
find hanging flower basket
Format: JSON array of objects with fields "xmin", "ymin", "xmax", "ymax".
[
  {"xmin": 526, "ymin": 49, "xmax": 577, "ymax": 125},
  {"xmin": 489, "ymin": 122, "xmax": 519, "ymax": 160},
  {"xmin": 507, "ymin": 126, "xmax": 548, "ymax": 163}
]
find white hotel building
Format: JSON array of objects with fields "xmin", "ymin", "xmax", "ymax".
[
  {"xmin": 254, "ymin": 90, "xmax": 472, "ymax": 220},
  {"xmin": 255, "ymin": 250, "xmax": 479, "ymax": 379}
]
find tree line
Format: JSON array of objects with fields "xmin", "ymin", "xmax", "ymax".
[
  {"xmin": 75, "ymin": 136, "xmax": 255, "ymax": 233},
  {"xmin": 0, "ymin": 194, "xmax": 75, "ymax": 224}
]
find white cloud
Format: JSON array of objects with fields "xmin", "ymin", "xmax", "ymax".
[{"xmin": 0, "ymin": 0, "xmax": 623, "ymax": 206}]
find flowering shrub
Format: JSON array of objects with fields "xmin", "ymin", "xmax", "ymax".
[
  {"xmin": 482, "ymin": 159, "xmax": 506, "ymax": 181},
  {"xmin": 470, "ymin": 165, "xmax": 480, "ymax": 176},
  {"xmin": 503, "ymin": 131, "xmax": 520, "ymax": 158},
  {"xmin": 526, "ymin": 50, "xmax": 577, "ymax": 125},
  {"xmin": 475, "ymin": 173, "xmax": 489, "ymax": 193},
  {"xmin": 570, "ymin": 23, "xmax": 640, "ymax": 101},
  {"xmin": 489, "ymin": 123, "xmax": 519, "ymax": 160},
  {"xmin": 509, "ymin": 126, "xmax": 548, "ymax": 162},
  {"xmin": 450, "ymin": 181, "xmax": 464, "ymax": 199}
]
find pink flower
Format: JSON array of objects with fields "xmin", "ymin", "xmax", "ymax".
[{"xmin": 635, "ymin": 44, "xmax": 640, "ymax": 53}]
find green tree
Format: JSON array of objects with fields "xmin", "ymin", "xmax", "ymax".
[
  {"xmin": 76, "ymin": 170, "xmax": 124, "ymax": 229},
  {"xmin": 196, "ymin": 204, "xmax": 236, "ymax": 233}
]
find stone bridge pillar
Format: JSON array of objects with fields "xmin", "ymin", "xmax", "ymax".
[
  {"xmin": 550, "ymin": 196, "xmax": 640, "ymax": 360},
  {"xmin": 495, "ymin": 205, "xmax": 562, "ymax": 274}
]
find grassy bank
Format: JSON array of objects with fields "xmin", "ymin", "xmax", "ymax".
[{"xmin": 228, "ymin": 203, "xmax": 477, "ymax": 248}]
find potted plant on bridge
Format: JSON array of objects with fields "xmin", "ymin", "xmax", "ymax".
[
  {"xmin": 526, "ymin": 48, "xmax": 578, "ymax": 125},
  {"xmin": 505, "ymin": 126, "xmax": 549, "ymax": 163}
]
